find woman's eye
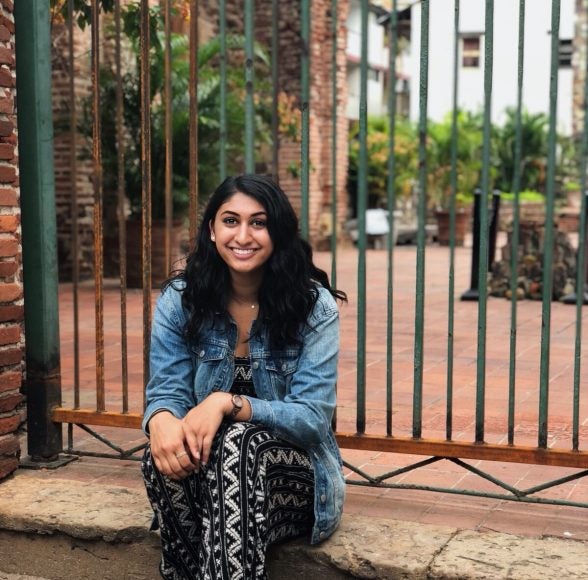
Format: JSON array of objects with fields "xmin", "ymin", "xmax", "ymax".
[
  {"xmin": 251, "ymin": 219, "xmax": 267, "ymax": 228},
  {"xmin": 223, "ymin": 217, "xmax": 237, "ymax": 225}
]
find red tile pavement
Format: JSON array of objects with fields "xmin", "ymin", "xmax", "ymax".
[{"xmin": 39, "ymin": 244, "xmax": 588, "ymax": 540}]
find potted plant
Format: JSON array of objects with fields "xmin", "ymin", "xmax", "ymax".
[
  {"xmin": 492, "ymin": 108, "xmax": 549, "ymax": 196},
  {"xmin": 347, "ymin": 116, "xmax": 418, "ymax": 246},
  {"xmin": 427, "ymin": 111, "xmax": 482, "ymax": 246}
]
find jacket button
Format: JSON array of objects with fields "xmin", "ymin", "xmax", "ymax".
[
  {"xmin": 320, "ymin": 494, "xmax": 327, "ymax": 503},
  {"xmin": 252, "ymin": 361, "xmax": 259, "ymax": 370},
  {"xmin": 281, "ymin": 363, "xmax": 287, "ymax": 371},
  {"xmin": 319, "ymin": 531, "xmax": 326, "ymax": 539},
  {"xmin": 199, "ymin": 350, "xmax": 205, "ymax": 357}
]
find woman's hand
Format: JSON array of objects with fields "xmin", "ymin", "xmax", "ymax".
[
  {"xmin": 148, "ymin": 411, "xmax": 198, "ymax": 480},
  {"xmin": 183, "ymin": 393, "xmax": 232, "ymax": 469}
]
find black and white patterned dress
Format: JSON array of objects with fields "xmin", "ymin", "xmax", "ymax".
[{"xmin": 142, "ymin": 357, "xmax": 315, "ymax": 579}]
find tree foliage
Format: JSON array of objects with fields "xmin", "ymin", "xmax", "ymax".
[{"xmin": 80, "ymin": 1, "xmax": 271, "ymax": 219}]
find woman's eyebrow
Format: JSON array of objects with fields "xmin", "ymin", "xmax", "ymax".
[{"xmin": 220, "ymin": 210, "xmax": 267, "ymax": 217}]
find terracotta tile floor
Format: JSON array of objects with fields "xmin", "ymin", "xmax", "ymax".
[{"xmin": 42, "ymin": 244, "xmax": 587, "ymax": 540}]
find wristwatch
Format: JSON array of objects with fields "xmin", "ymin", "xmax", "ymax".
[{"xmin": 230, "ymin": 394, "xmax": 243, "ymax": 418}]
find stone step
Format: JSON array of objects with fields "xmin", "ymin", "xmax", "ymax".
[{"xmin": 0, "ymin": 472, "xmax": 587, "ymax": 579}]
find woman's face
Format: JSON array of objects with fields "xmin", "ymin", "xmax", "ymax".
[{"xmin": 210, "ymin": 192, "xmax": 274, "ymax": 279}]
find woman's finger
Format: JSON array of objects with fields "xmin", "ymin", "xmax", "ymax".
[
  {"xmin": 183, "ymin": 427, "xmax": 202, "ymax": 469},
  {"xmin": 173, "ymin": 448, "xmax": 197, "ymax": 471},
  {"xmin": 154, "ymin": 453, "xmax": 175, "ymax": 479},
  {"xmin": 201, "ymin": 435, "xmax": 214, "ymax": 466}
]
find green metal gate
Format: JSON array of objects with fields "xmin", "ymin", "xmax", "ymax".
[{"xmin": 16, "ymin": 0, "xmax": 588, "ymax": 508}]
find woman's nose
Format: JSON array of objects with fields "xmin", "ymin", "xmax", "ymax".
[{"xmin": 235, "ymin": 223, "xmax": 251, "ymax": 244}]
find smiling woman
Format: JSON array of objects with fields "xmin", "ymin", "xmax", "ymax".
[{"xmin": 141, "ymin": 174, "xmax": 347, "ymax": 579}]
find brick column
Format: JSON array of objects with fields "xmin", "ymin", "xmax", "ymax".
[
  {"xmin": 210, "ymin": 0, "xmax": 350, "ymax": 248},
  {"xmin": 0, "ymin": 0, "xmax": 23, "ymax": 481}
]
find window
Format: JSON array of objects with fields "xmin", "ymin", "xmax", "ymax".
[
  {"xmin": 559, "ymin": 39, "xmax": 572, "ymax": 68},
  {"xmin": 368, "ymin": 68, "xmax": 380, "ymax": 82},
  {"xmin": 462, "ymin": 35, "xmax": 481, "ymax": 68}
]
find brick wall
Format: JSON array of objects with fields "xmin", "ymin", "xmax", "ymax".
[
  {"xmin": 219, "ymin": 0, "xmax": 350, "ymax": 246},
  {"xmin": 0, "ymin": 0, "xmax": 24, "ymax": 481},
  {"xmin": 51, "ymin": 22, "xmax": 94, "ymax": 281}
]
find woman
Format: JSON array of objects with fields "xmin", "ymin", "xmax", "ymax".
[{"xmin": 142, "ymin": 174, "xmax": 347, "ymax": 579}]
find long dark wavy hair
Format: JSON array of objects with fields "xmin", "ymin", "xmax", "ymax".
[{"xmin": 177, "ymin": 174, "xmax": 346, "ymax": 348}]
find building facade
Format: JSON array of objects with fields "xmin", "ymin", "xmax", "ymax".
[{"xmin": 408, "ymin": 0, "xmax": 576, "ymax": 133}]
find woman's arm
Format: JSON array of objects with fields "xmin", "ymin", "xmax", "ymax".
[
  {"xmin": 143, "ymin": 286, "xmax": 195, "ymax": 431},
  {"xmin": 143, "ymin": 286, "xmax": 200, "ymax": 478},
  {"xmin": 246, "ymin": 290, "xmax": 340, "ymax": 448}
]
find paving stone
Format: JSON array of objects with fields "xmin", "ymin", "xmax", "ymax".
[
  {"xmin": 429, "ymin": 529, "xmax": 588, "ymax": 580},
  {"xmin": 0, "ymin": 475, "xmax": 152, "ymax": 542}
]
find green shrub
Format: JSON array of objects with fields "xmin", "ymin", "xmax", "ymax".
[
  {"xmin": 348, "ymin": 116, "xmax": 418, "ymax": 210},
  {"xmin": 427, "ymin": 110, "xmax": 483, "ymax": 210}
]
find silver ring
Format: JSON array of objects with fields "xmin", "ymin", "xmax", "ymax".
[{"xmin": 175, "ymin": 451, "xmax": 188, "ymax": 459}]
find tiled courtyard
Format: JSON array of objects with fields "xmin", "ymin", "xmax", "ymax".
[{"xmin": 46, "ymin": 244, "xmax": 588, "ymax": 540}]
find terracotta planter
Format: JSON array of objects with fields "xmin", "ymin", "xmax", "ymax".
[
  {"xmin": 556, "ymin": 211, "xmax": 580, "ymax": 233},
  {"xmin": 125, "ymin": 218, "xmax": 186, "ymax": 288},
  {"xmin": 435, "ymin": 209, "xmax": 470, "ymax": 246}
]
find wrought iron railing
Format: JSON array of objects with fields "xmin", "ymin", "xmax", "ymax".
[{"xmin": 15, "ymin": 0, "xmax": 588, "ymax": 506}]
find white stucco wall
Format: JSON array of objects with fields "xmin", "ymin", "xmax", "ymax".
[
  {"xmin": 346, "ymin": 0, "xmax": 389, "ymax": 119},
  {"xmin": 408, "ymin": 0, "xmax": 574, "ymax": 133}
]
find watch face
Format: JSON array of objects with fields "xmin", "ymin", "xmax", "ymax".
[{"xmin": 232, "ymin": 394, "xmax": 243, "ymax": 416}]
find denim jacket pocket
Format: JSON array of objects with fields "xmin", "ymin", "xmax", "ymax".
[
  {"xmin": 264, "ymin": 348, "xmax": 299, "ymax": 398},
  {"xmin": 191, "ymin": 341, "xmax": 229, "ymax": 399}
]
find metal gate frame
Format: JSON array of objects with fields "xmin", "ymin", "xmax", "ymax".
[{"xmin": 16, "ymin": 0, "xmax": 588, "ymax": 508}]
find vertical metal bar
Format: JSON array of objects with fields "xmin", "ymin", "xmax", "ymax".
[
  {"xmin": 488, "ymin": 189, "xmax": 501, "ymax": 272},
  {"xmin": 15, "ymin": 0, "xmax": 63, "ymax": 461},
  {"xmin": 446, "ymin": 0, "xmax": 460, "ymax": 441},
  {"xmin": 474, "ymin": 0, "xmax": 494, "ymax": 443},
  {"xmin": 300, "ymin": 0, "xmax": 311, "ymax": 239},
  {"xmin": 92, "ymin": 0, "xmax": 106, "ymax": 413},
  {"xmin": 115, "ymin": 0, "xmax": 129, "ymax": 414},
  {"xmin": 572, "ymin": 15, "xmax": 588, "ymax": 451},
  {"xmin": 386, "ymin": 1, "xmax": 398, "ymax": 437},
  {"xmin": 329, "ymin": 0, "xmax": 338, "ymax": 431},
  {"xmin": 331, "ymin": 0, "xmax": 338, "ymax": 287},
  {"xmin": 67, "ymin": 423, "xmax": 73, "ymax": 453},
  {"xmin": 189, "ymin": 0, "xmax": 199, "ymax": 242},
  {"xmin": 356, "ymin": 0, "xmax": 369, "ymax": 434},
  {"xmin": 245, "ymin": 0, "xmax": 255, "ymax": 173},
  {"xmin": 164, "ymin": 0, "xmax": 173, "ymax": 273},
  {"xmin": 220, "ymin": 0, "xmax": 228, "ymax": 180},
  {"xmin": 488, "ymin": 189, "xmax": 500, "ymax": 267},
  {"xmin": 538, "ymin": 0, "xmax": 561, "ymax": 449},
  {"xmin": 68, "ymin": 0, "xmax": 80, "ymax": 411},
  {"xmin": 509, "ymin": 0, "xmax": 525, "ymax": 445},
  {"xmin": 141, "ymin": 0, "xmax": 152, "ymax": 390},
  {"xmin": 271, "ymin": 0, "xmax": 280, "ymax": 182},
  {"xmin": 412, "ymin": 0, "xmax": 430, "ymax": 438}
]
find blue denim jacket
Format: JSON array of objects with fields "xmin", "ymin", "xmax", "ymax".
[{"xmin": 143, "ymin": 281, "xmax": 345, "ymax": 544}]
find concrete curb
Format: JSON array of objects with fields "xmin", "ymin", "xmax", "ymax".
[{"xmin": 0, "ymin": 472, "xmax": 586, "ymax": 579}]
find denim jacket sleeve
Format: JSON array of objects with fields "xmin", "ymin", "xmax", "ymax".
[
  {"xmin": 247, "ymin": 287, "xmax": 340, "ymax": 448},
  {"xmin": 142, "ymin": 284, "xmax": 195, "ymax": 433}
]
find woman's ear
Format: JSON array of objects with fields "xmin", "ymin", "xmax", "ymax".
[{"xmin": 209, "ymin": 220, "xmax": 215, "ymax": 243}]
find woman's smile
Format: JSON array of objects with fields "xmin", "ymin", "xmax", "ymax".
[{"xmin": 229, "ymin": 247, "xmax": 259, "ymax": 258}]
